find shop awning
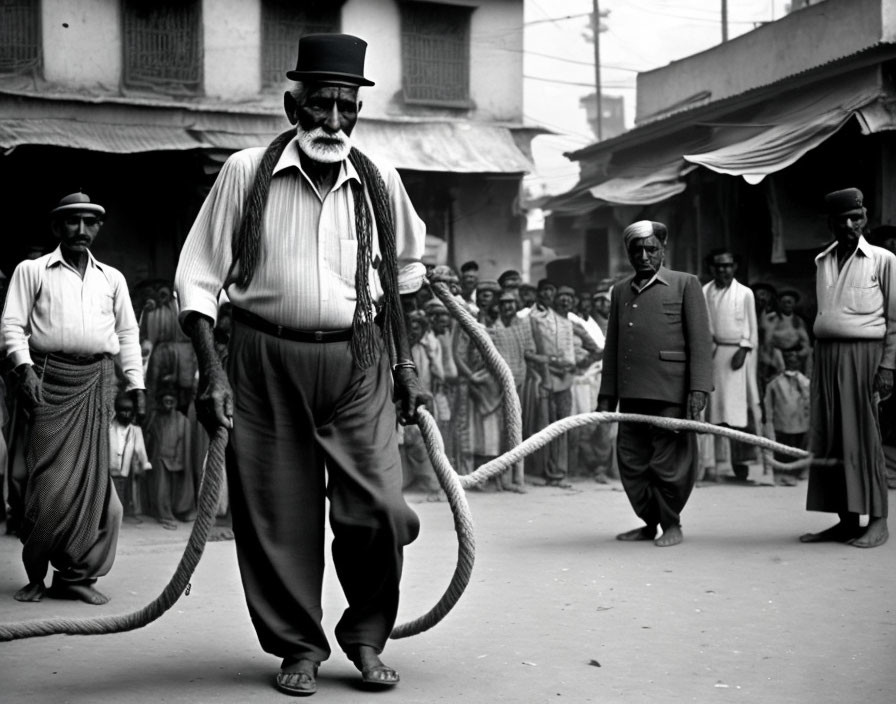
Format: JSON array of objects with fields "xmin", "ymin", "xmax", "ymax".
[
  {"xmin": 587, "ymin": 156, "xmax": 696, "ymax": 205},
  {"xmin": 0, "ymin": 117, "xmax": 205, "ymax": 153},
  {"xmin": 544, "ymin": 138, "xmax": 703, "ymax": 214},
  {"xmin": 0, "ymin": 101, "xmax": 533, "ymax": 174},
  {"xmin": 683, "ymin": 68, "xmax": 887, "ymax": 184},
  {"xmin": 352, "ymin": 119, "xmax": 533, "ymax": 174}
]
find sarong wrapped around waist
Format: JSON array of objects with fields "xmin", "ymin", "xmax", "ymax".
[{"xmin": 19, "ymin": 352, "xmax": 116, "ymax": 581}]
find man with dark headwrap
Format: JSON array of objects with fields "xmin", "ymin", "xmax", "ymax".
[
  {"xmin": 800, "ymin": 188, "xmax": 895, "ymax": 548},
  {"xmin": 597, "ymin": 221, "xmax": 712, "ymax": 547},
  {"xmin": 1, "ymin": 192, "xmax": 146, "ymax": 604},
  {"xmin": 175, "ymin": 34, "xmax": 427, "ymax": 696}
]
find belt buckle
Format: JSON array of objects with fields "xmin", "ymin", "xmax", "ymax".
[
  {"xmin": 276, "ymin": 325, "xmax": 284, "ymax": 337},
  {"xmin": 314, "ymin": 331, "xmax": 323, "ymax": 341}
]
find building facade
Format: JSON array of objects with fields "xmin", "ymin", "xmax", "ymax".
[
  {"xmin": 0, "ymin": 0, "xmax": 534, "ymax": 286},
  {"xmin": 543, "ymin": 0, "xmax": 896, "ymax": 309}
]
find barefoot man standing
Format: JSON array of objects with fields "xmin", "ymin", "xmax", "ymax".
[
  {"xmin": 800, "ymin": 188, "xmax": 895, "ymax": 548},
  {"xmin": 1, "ymin": 192, "xmax": 146, "ymax": 604},
  {"xmin": 596, "ymin": 221, "xmax": 713, "ymax": 547}
]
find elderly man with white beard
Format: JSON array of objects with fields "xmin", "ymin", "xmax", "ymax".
[{"xmin": 174, "ymin": 34, "xmax": 428, "ymax": 697}]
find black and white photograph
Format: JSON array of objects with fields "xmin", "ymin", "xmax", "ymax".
[{"xmin": 0, "ymin": 1, "xmax": 894, "ymax": 701}]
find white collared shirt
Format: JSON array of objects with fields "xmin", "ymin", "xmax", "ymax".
[
  {"xmin": 1, "ymin": 247, "xmax": 144, "ymax": 390},
  {"xmin": 814, "ymin": 235, "xmax": 896, "ymax": 368},
  {"xmin": 175, "ymin": 136, "xmax": 426, "ymax": 330}
]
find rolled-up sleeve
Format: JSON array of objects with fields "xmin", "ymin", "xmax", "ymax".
[
  {"xmin": 175, "ymin": 154, "xmax": 251, "ymax": 326},
  {"xmin": 380, "ymin": 162, "xmax": 426, "ymax": 293}
]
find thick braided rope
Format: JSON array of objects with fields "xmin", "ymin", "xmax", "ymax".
[
  {"xmin": 390, "ymin": 408, "xmax": 474, "ymax": 639},
  {"xmin": 0, "ymin": 427, "xmax": 229, "ymax": 642},
  {"xmin": 457, "ymin": 412, "xmax": 811, "ymax": 488},
  {"xmin": 427, "ymin": 281, "xmax": 523, "ymax": 484}
]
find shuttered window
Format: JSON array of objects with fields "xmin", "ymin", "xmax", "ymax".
[
  {"xmin": 262, "ymin": 0, "xmax": 341, "ymax": 89},
  {"xmin": 401, "ymin": 2, "xmax": 472, "ymax": 107},
  {"xmin": 0, "ymin": 0, "xmax": 41, "ymax": 76},
  {"xmin": 122, "ymin": 0, "xmax": 202, "ymax": 94}
]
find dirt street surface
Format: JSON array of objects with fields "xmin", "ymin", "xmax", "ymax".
[{"xmin": 1, "ymin": 479, "xmax": 894, "ymax": 704}]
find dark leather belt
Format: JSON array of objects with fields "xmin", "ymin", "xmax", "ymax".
[
  {"xmin": 33, "ymin": 351, "xmax": 111, "ymax": 365},
  {"xmin": 232, "ymin": 306, "xmax": 353, "ymax": 343}
]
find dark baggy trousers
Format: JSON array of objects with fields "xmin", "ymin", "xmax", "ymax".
[
  {"xmin": 616, "ymin": 398, "xmax": 697, "ymax": 530},
  {"xmin": 20, "ymin": 354, "xmax": 120, "ymax": 587},
  {"xmin": 226, "ymin": 322, "xmax": 420, "ymax": 663}
]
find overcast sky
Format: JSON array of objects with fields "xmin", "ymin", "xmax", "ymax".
[{"xmin": 523, "ymin": 0, "xmax": 789, "ymax": 195}]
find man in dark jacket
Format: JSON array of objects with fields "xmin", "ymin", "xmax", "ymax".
[{"xmin": 597, "ymin": 221, "xmax": 713, "ymax": 546}]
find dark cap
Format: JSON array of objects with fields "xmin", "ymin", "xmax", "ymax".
[
  {"xmin": 286, "ymin": 34, "xmax": 375, "ymax": 86},
  {"xmin": 498, "ymin": 290, "xmax": 519, "ymax": 303},
  {"xmin": 556, "ymin": 285, "xmax": 576, "ymax": 297},
  {"xmin": 460, "ymin": 260, "xmax": 479, "ymax": 273},
  {"xmin": 537, "ymin": 278, "xmax": 556, "ymax": 291},
  {"xmin": 825, "ymin": 188, "xmax": 864, "ymax": 216},
  {"xmin": 477, "ymin": 280, "xmax": 501, "ymax": 293},
  {"xmin": 498, "ymin": 269, "xmax": 521, "ymax": 286}
]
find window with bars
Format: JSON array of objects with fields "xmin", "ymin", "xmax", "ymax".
[
  {"xmin": 122, "ymin": 0, "xmax": 202, "ymax": 94},
  {"xmin": 0, "ymin": 0, "xmax": 41, "ymax": 76},
  {"xmin": 262, "ymin": 0, "xmax": 341, "ymax": 89},
  {"xmin": 401, "ymin": 1, "xmax": 472, "ymax": 107}
]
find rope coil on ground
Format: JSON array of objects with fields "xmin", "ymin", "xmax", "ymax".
[{"xmin": 0, "ymin": 427, "xmax": 228, "ymax": 643}]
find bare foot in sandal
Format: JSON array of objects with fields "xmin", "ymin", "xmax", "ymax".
[{"xmin": 348, "ymin": 645, "xmax": 400, "ymax": 687}]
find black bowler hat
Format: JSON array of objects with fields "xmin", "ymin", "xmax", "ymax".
[{"xmin": 286, "ymin": 33, "xmax": 375, "ymax": 86}]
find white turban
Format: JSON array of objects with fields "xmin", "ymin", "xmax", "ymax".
[{"xmin": 622, "ymin": 220, "xmax": 667, "ymax": 248}]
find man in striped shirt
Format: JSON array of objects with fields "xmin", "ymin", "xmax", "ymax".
[{"xmin": 175, "ymin": 34, "xmax": 427, "ymax": 696}]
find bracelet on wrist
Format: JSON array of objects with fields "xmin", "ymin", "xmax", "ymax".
[{"xmin": 392, "ymin": 360, "xmax": 417, "ymax": 372}]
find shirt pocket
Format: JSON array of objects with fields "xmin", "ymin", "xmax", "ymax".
[
  {"xmin": 846, "ymin": 284, "xmax": 882, "ymax": 315},
  {"xmin": 92, "ymin": 290, "xmax": 114, "ymax": 317}
]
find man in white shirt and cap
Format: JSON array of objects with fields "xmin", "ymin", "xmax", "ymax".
[{"xmin": 2, "ymin": 191, "xmax": 145, "ymax": 605}]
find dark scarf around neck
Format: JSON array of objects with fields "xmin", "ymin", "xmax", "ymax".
[{"xmin": 230, "ymin": 130, "xmax": 405, "ymax": 370}]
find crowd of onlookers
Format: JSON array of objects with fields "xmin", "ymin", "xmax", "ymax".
[
  {"xmin": 398, "ymin": 256, "xmax": 896, "ymax": 497},
  {"xmin": 2, "ymin": 250, "xmax": 894, "ymax": 532}
]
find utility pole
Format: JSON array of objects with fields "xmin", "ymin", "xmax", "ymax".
[
  {"xmin": 721, "ymin": 0, "xmax": 728, "ymax": 42},
  {"xmin": 592, "ymin": 0, "xmax": 603, "ymax": 140}
]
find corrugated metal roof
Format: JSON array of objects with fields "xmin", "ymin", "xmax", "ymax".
[
  {"xmin": 0, "ymin": 118, "xmax": 206, "ymax": 153},
  {"xmin": 0, "ymin": 112, "xmax": 532, "ymax": 174},
  {"xmin": 353, "ymin": 119, "xmax": 533, "ymax": 174},
  {"xmin": 567, "ymin": 43, "xmax": 896, "ymax": 163}
]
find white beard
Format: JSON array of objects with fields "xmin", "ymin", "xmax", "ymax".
[{"xmin": 297, "ymin": 126, "xmax": 352, "ymax": 164}]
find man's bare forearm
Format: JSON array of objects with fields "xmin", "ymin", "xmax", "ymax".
[{"xmin": 183, "ymin": 312, "xmax": 221, "ymax": 376}]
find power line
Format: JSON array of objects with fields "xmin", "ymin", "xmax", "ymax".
[
  {"xmin": 523, "ymin": 113, "xmax": 596, "ymax": 142},
  {"xmin": 525, "ymin": 74, "xmax": 634, "ymax": 88},
  {"xmin": 470, "ymin": 41, "xmax": 640, "ymax": 73},
  {"xmin": 524, "ymin": 12, "xmax": 592, "ymax": 26}
]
